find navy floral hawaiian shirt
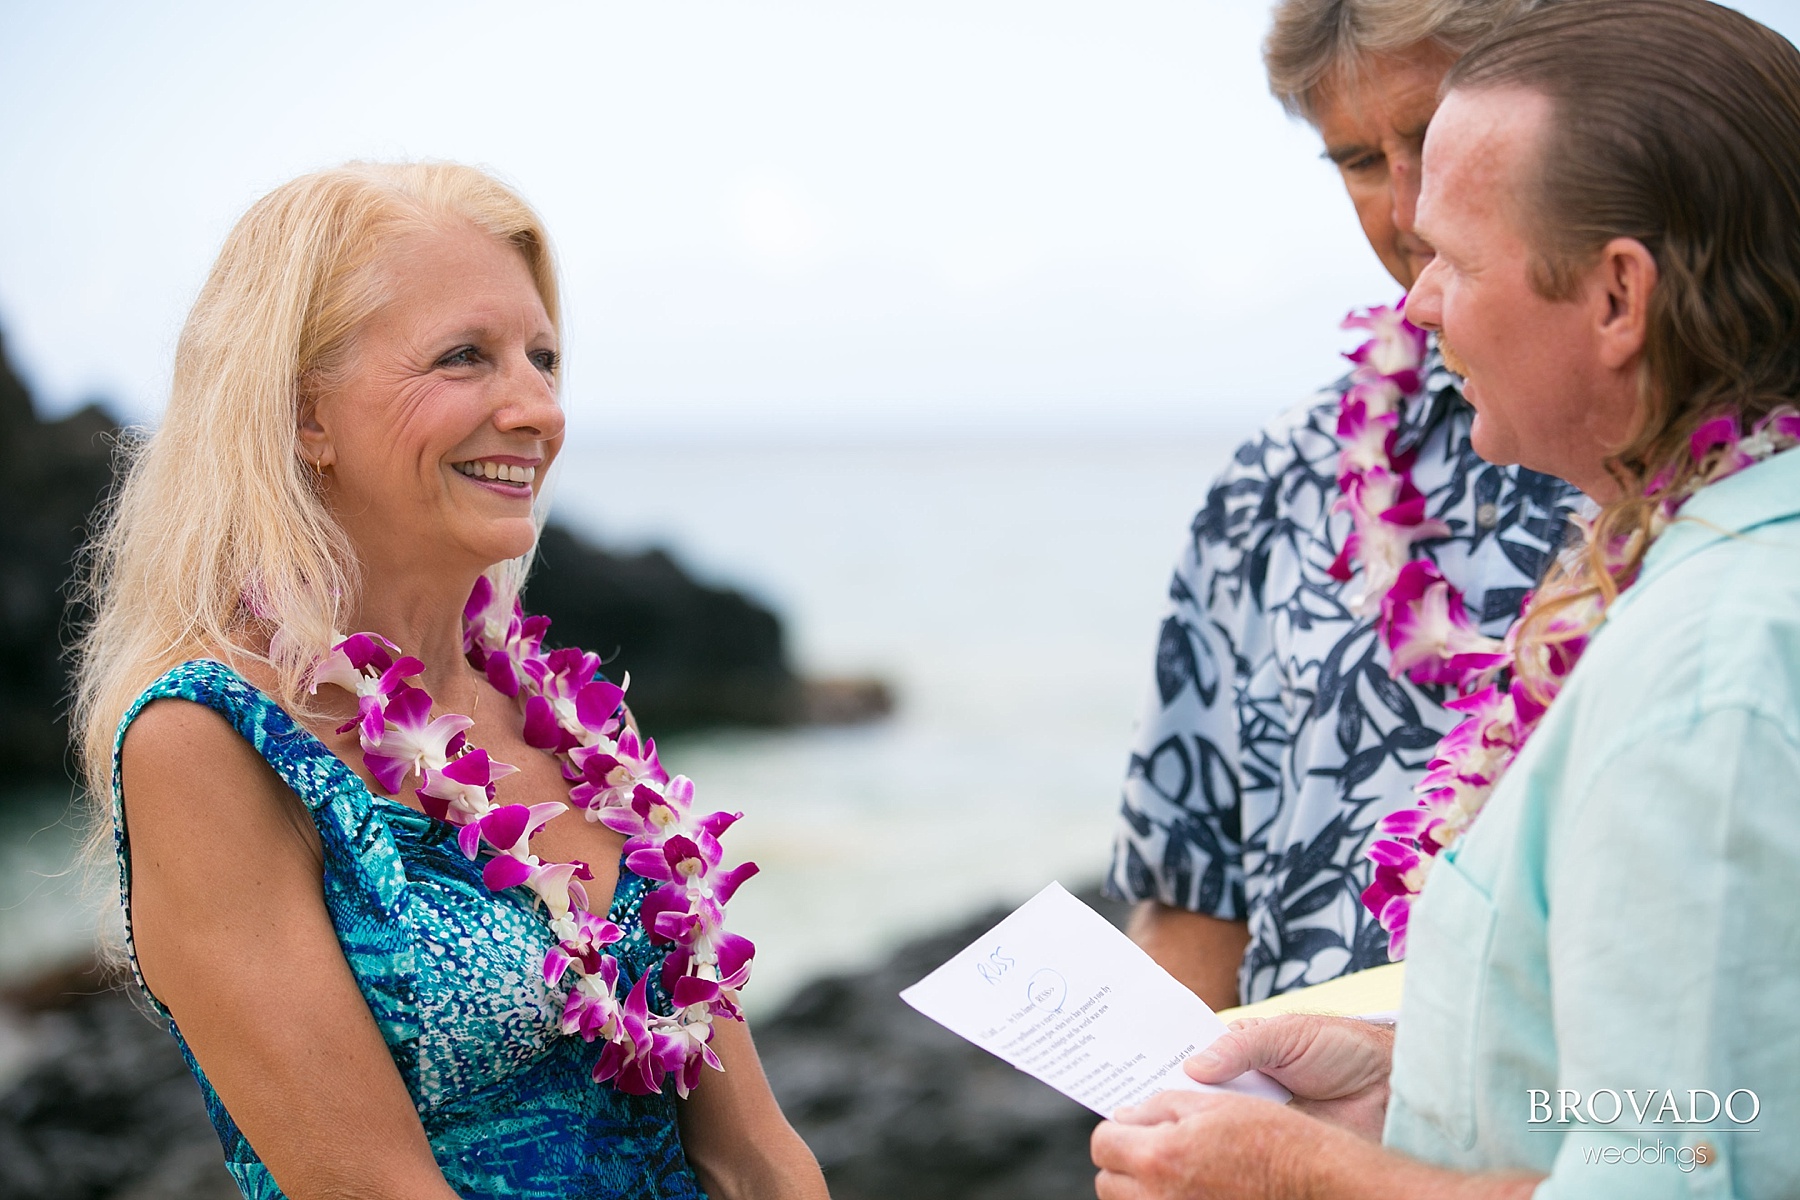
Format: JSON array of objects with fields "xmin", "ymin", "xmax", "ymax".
[{"xmin": 1104, "ymin": 346, "xmax": 1581, "ymax": 1003}]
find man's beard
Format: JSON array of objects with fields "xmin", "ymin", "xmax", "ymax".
[{"xmin": 1438, "ymin": 332, "xmax": 1471, "ymax": 379}]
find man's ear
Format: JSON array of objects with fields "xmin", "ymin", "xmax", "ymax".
[{"xmin": 1594, "ymin": 236, "xmax": 1658, "ymax": 371}]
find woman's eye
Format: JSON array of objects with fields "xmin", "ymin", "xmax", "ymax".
[
  {"xmin": 438, "ymin": 346, "xmax": 481, "ymax": 368},
  {"xmin": 533, "ymin": 349, "xmax": 561, "ymax": 373}
]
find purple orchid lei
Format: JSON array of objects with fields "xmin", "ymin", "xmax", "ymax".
[
  {"xmin": 310, "ymin": 577, "xmax": 758, "ymax": 1098},
  {"xmin": 1340, "ymin": 300, "xmax": 1800, "ymax": 958}
]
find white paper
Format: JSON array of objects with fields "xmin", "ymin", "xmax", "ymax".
[{"xmin": 899, "ymin": 882, "xmax": 1290, "ymax": 1118}]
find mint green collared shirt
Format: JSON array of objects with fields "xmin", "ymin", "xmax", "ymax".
[{"xmin": 1385, "ymin": 445, "xmax": 1800, "ymax": 1199}]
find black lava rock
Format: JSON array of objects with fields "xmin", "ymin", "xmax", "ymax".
[
  {"xmin": 0, "ymin": 332, "xmax": 119, "ymax": 781},
  {"xmin": 0, "ymin": 324, "xmax": 873, "ymax": 791},
  {"xmin": 522, "ymin": 524, "xmax": 806, "ymax": 734},
  {"xmin": 756, "ymin": 887, "xmax": 1131, "ymax": 1200},
  {"xmin": 0, "ymin": 967, "xmax": 234, "ymax": 1200}
]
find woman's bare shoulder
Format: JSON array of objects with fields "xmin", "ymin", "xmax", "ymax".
[{"xmin": 120, "ymin": 693, "xmax": 320, "ymax": 858}]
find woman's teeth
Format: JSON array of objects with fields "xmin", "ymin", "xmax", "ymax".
[{"xmin": 455, "ymin": 461, "xmax": 535, "ymax": 484}]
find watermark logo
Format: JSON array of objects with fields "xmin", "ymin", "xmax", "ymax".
[
  {"xmin": 1525, "ymin": 1088, "xmax": 1758, "ymax": 1172},
  {"xmin": 1527, "ymin": 1088, "xmax": 1760, "ymax": 1128},
  {"xmin": 1579, "ymin": 1139, "xmax": 1713, "ymax": 1173}
]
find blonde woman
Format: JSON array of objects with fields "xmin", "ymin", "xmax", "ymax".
[{"xmin": 75, "ymin": 162, "xmax": 827, "ymax": 1200}]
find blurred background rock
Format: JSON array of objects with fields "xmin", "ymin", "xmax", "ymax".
[
  {"xmin": 0, "ymin": 326, "xmax": 887, "ymax": 789},
  {"xmin": 0, "ymin": 320, "xmax": 1149, "ymax": 1198},
  {"xmin": 0, "ymin": 891, "xmax": 1128, "ymax": 1200}
]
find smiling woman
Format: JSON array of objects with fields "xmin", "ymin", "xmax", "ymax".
[{"xmin": 68, "ymin": 162, "xmax": 826, "ymax": 1200}]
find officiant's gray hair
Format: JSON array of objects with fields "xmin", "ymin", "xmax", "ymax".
[{"xmin": 1264, "ymin": 0, "xmax": 1546, "ymax": 121}]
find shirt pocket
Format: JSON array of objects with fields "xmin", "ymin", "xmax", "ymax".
[{"xmin": 1389, "ymin": 850, "xmax": 1498, "ymax": 1151}]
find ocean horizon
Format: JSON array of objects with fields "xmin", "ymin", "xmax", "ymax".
[{"xmin": 0, "ymin": 425, "xmax": 1256, "ymax": 1013}]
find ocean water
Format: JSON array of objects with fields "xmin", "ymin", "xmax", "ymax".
[
  {"xmin": 0, "ymin": 430, "xmax": 1248, "ymax": 1013},
  {"xmin": 548, "ymin": 432, "xmax": 1240, "ymax": 1012}
]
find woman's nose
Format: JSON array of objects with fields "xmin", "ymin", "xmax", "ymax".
[{"xmin": 496, "ymin": 355, "xmax": 566, "ymax": 441}]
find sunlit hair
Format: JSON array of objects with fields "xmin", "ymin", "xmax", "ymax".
[
  {"xmin": 72, "ymin": 161, "xmax": 561, "ymax": 805},
  {"xmin": 1445, "ymin": 0, "xmax": 1800, "ymax": 703},
  {"xmin": 1263, "ymin": 0, "xmax": 1545, "ymax": 121}
]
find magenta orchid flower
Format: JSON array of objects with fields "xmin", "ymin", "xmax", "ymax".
[
  {"xmin": 417, "ymin": 747, "xmax": 516, "ymax": 828},
  {"xmin": 1378, "ymin": 560, "xmax": 1509, "ymax": 687},
  {"xmin": 594, "ymin": 776, "xmax": 693, "ymax": 844},
  {"xmin": 562, "ymin": 956, "xmax": 625, "ymax": 1042},
  {"xmin": 545, "ymin": 910, "xmax": 625, "ymax": 985},
  {"xmin": 592, "ymin": 973, "xmax": 662, "ymax": 1095},
  {"xmin": 309, "ymin": 575, "xmax": 761, "ymax": 1098},
  {"xmin": 570, "ymin": 731, "xmax": 670, "ymax": 815},
  {"xmin": 312, "ymin": 634, "xmax": 425, "ymax": 746},
  {"xmin": 357, "ymin": 685, "xmax": 474, "ymax": 794},
  {"xmin": 1341, "ymin": 302, "xmax": 1428, "ymax": 391}
]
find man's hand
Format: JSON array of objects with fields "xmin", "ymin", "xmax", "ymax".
[
  {"xmin": 1092, "ymin": 1089, "xmax": 1324, "ymax": 1200},
  {"xmin": 1092, "ymin": 1087, "xmax": 1541, "ymax": 1200},
  {"xmin": 1186, "ymin": 1013, "xmax": 1394, "ymax": 1140}
]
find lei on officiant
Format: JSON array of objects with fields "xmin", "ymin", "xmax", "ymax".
[{"xmin": 1340, "ymin": 300, "xmax": 1800, "ymax": 957}]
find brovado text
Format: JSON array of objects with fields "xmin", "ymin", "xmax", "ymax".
[{"xmin": 1528, "ymin": 1088, "xmax": 1760, "ymax": 1127}]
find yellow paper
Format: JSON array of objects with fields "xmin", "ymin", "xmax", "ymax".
[{"xmin": 1216, "ymin": 962, "xmax": 1405, "ymax": 1024}]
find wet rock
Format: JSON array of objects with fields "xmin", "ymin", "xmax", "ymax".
[
  {"xmin": 0, "ymin": 964, "xmax": 234, "ymax": 1200},
  {"xmin": 523, "ymin": 524, "xmax": 810, "ymax": 733},
  {"xmin": 756, "ymin": 887, "xmax": 1130, "ymax": 1200},
  {"xmin": 0, "ymin": 331, "xmax": 118, "ymax": 781},
  {"xmin": 0, "ymin": 326, "xmax": 889, "ymax": 792},
  {"xmin": 0, "ymin": 892, "xmax": 1128, "ymax": 1199}
]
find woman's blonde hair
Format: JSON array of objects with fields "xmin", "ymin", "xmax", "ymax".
[{"xmin": 72, "ymin": 161, "xmax": 560, "ymax": 805}]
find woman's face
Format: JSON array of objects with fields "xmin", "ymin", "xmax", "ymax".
[{"xmin": 301, "ymin": 221, "xmax": 564, "ymax": 581}]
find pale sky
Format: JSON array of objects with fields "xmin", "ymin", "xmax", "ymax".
[{"xmin": 3, "ymin": 1, "xmax": 1797, "ymax": 441}]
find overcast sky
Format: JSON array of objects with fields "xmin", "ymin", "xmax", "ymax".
[{"xmin": 4, "ymin": 1, "xmax": 1797, "ymax": 442}]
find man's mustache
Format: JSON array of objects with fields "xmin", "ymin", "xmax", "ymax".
[{"xmin": 1438, "ymin": 332, "xmax": 1471, "ymax": 379}]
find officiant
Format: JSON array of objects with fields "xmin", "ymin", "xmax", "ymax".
[
  {"xmin": 1093, "ymin": 2, "xmax": 1800, "ymax": 1195},
  {"xmin": 1105, "ymin": 0, "xmax": 1578, "ymax": 1010}
]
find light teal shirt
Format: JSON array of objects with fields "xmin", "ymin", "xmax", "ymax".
[{"xmin": 1385, "ymin": 445, "xmax": 1800, "ymax": 1199}]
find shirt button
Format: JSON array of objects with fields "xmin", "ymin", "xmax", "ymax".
[{"xmin": 1476, "ymin": 503, "xmax": 1500, "ymax": 529}]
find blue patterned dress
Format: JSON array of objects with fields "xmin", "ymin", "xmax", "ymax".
[{"xmin": 112, "ymin": 660, "xmax": 706, "ymax": 1199}]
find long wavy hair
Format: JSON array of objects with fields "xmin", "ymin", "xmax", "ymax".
[
  {"xmin": 1445, "ymin": 0, "xmax": 1800, "ymax": 699},
  {"xmin": 72, "ymin": 162, "xmax": 561, "ymax": 806}
]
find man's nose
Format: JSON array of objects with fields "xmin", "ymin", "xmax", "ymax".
[{"xmin": 1406, "ymin": 256, "xmax": 1446, "ymax": 327}]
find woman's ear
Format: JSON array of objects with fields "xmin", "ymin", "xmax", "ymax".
[
  {"xmin": 1594, "ymin": 236, "xmax": 1658, "ymax": 372},
  {"xmin": 295, "ymin": 391, "xmax": 333, "ymax": 472}
]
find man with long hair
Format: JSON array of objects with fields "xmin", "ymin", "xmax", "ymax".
[{"xmin": 1094, "ymin": 1, "xmax": 1800, "ymax": 1193}]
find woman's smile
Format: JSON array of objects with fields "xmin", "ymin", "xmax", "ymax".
[{"xmin": 452, "ymin": 456, "xmax": 539, "ymax": 496}]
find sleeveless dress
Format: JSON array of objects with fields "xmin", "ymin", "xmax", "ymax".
[{"xmin": 111, "ymin": 660, "xmax": 707, "ymax": 1199}]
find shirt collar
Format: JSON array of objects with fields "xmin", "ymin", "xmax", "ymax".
[{"xmin": 1635, "ymin": 443, "xmax": 1800, "ymax": 587}]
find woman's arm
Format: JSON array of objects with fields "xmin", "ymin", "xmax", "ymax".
[
  {"xmin": 676, "ymin": 1012, "xmax": 827, "ymax": 1200},
  {"xmin": 122, "ymin": 699, "xmax": 460, "ymax": 1200}
]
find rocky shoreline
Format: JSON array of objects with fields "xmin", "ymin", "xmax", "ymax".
[
  {"xmin": 0, "ymin": 889, "xmax": 1126, "ymax": 1200},
  {"xmin": 0, "ymin": 327, "xmax": 890, "ymax": 792}
]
